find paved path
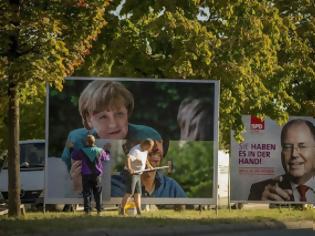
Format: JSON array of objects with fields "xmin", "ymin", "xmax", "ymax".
[{"xmin": 22, "ymin": 220, "xmax": 313, "ymax": 236}]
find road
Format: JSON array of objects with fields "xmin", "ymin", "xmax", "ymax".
[
  {"xmin": 188, "ymin": 229, "xmax": 314, "ymax": 236},
  {"xmin": 18, "ymin": 219, "xmax": 314, "ymax": 236}
]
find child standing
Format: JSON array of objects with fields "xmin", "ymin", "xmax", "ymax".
[
  {"xmin": 71, "ymin": 135, "xmax": 110, "ymax": 215},
  {"xmin": 120, "ymin": 138, "xmax": 154, "ymax": 215}
]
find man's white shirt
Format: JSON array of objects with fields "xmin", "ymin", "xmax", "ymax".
[
  {"xmin": 128, "ymin": 144, "xmax": 148, "ymax": 172},
  {"xmin": 291, "ymin": 177, "xmax": 315, "ymax": 203}
]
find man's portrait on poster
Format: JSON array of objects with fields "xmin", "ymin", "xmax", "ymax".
[{"xmin": 248, "ymin": 119, "xmax": 315, "ymax": 203}]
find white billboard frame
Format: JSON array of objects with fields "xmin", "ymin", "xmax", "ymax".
[{"xmin": 44, "ymin": 77, "xmax": 220, "ymax": 206}]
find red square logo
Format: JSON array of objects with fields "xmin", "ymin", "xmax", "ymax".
[{"xmin": 250, "ymin": 116, "xmax": 265, "ymax": 130}]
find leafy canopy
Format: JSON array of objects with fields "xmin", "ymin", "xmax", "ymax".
[
  {"xmin": 78, "ymin": 0, "xmax": 315, "ymax": 147},
  {"xmin": 1, "ymin": 0, "xmax": 314, "ymax": 149},
  {"xmin": 0, "ymin": 0, "xmax": 110, "ymax": 152}
]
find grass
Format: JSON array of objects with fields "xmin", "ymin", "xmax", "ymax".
[{"xmin": 0, "ymin": 208, "xmax": 313, "ymax": 235}]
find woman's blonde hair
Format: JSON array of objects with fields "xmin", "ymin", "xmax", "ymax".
[{"xmin": 79, "ymin": 80, "xmax": 134, "ymax": 129}]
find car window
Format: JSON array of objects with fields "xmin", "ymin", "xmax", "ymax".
[
  {"xmin": 20, "ymin": 142, "xmax": 45, "ymax": 167},
  {"xmin": 0, "ymin": 142, "xmax": 45, "ymax": 169}
]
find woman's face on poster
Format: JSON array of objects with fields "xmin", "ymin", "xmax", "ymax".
[
  {"xmin": 147, "ymin": 141, "xmax": 164, "ymax": 168},
  {"xmin": 87, "ymin": 106, "xmax": 129, "ymax": 139}
]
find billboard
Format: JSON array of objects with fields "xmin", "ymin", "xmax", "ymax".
[
  {"xmin": 231, "ymin": 115, "xmax": 315, "ymax": 204},
  {"xmin": 45, "ymin": 77, "xmax": 219, "ymax": 205}
]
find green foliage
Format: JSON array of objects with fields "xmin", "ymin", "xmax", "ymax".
[
  {"xmin": 19, "ymin": 83, "xmax": 46, "ymax": 141},
  {"xmin": 0, "ymin": 1, "xmax": 111, "ymax": 217},
  {"xmin": 0, "ymin": 84, "xmax": 45, "ymax": 153},
  {"xmin": 77, "ymin": 0, "xmax": 315, "ymax": 148},
  {"xmin": 167, "ymin": 141, "xmax": 213, "ymax": 197},
  {"xmin": 0, "ymin": 0, "xmax": 111, "ymax": 152},
  {"xmin": 77, "ymin": 6, "xmax": 219, "ymax": 79},
  {"xmin": 1, "ymin": 0, "xmax": 314, "ymax": 151},
  {"xmin": 272, "ymin": 0, "xmax": 315, "ymax": 117}
]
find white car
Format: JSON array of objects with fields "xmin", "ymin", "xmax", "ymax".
[{"xmin": 0, "ymin": 140, "xmax": 45, "ymax": 203}]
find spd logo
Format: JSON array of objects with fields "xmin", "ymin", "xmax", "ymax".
[{"xmin": 250, "ymin": 116, "xmax": 265, "ymax": 131}]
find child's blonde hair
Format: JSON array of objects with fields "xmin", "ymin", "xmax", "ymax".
[
  {"xmin": 86, "ymin": 135, "xmax": 96, "ymax": 147},
  {"xmin": 140, "ymin": 138, "xmax": 154, "ymax": 151},
  {"xmin": 79, "ymin": 80, "xmax": 134, "ymax": 129}
]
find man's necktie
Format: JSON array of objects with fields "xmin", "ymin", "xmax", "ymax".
[{"xmin": 296, "ymin": 185, "xmax": 309, "ymax": 202}]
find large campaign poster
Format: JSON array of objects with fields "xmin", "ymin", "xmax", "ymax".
[
  {"xmin": 231, "ymin": 115, "xmax": 315, "ymax": 204},
  {"xmin": 45, "ymin": 77, "xmax": 219, "ymax": 205}
]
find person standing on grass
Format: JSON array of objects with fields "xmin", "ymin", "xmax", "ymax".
[
  {"xmin": 71, "ymin": 135, "xmax": 110, "ymax": 215},
  {"xmin": 120, "ymin": 138, "xmax": 154, "ymax": 215}
]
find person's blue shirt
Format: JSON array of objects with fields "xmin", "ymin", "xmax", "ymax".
[{"xmin": 111, "ymin": 171, "xmax": 186, "ymax": 198}]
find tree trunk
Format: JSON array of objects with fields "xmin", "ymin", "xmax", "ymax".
[{"xmin": 8, "ymin": 78, "xmax": 21, "ymax": 217}]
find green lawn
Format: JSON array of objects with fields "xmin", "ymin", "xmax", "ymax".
[{"xmin": 0, "ymin": 208, "xmax": 313, "ymax": 235}]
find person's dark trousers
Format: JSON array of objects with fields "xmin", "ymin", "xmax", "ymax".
[
  {"xmin": 62, "ymin": 204, "xmax": 75, "ymax": 212},
  {"xmin": 82, "ymin": 174, "xmax": 103, "ymax": 213}
]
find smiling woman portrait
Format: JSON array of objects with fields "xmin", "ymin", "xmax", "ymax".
[{"xmin": 60, "ymin": 80, "xmax": 161, "ymax": 193}]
